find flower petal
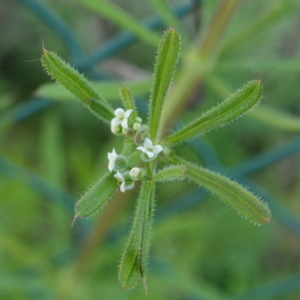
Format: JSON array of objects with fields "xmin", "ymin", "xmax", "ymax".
[
  {"xmin": 111, "ymin": 117, "xmax": 121, "ymax": 127},
  {"xmin": 124, "ymin": 109, "xmax": 133, "ymax": 118},
  {"xmin": 145, "ymin": 151, "xmax": 154, "ymax": 158},
  {"xmin": 137, "ymin": 146, "xmax": 147, "ymax": 153},
  {"xmin": 121, "ymin": 118, "xmax": 128, "ymax": 129},
  {"xmin": 114, "ymin": 171, "xmax": 124, "ymax": 181},
  {"xmin": 153, "ymin": 144, "xmax": 163, "ymax": 155},
  {"xmin": 108, "ymin": 149, "xmax": 118, "ymax": 172},
  {"xmin": 120, "ymin": 181, "xmax": 126, "ymax": 192},
  {"xmin": 114, "ymin": 108, "xmax": 125, "ymax": 117},
  {"xmin": 143, "ymin": 138, "xmax": 153, "ymax": 148},
  {"xmin": 124, "ymin": 181, "xmax": 135, "ymax": 191},
  {"xmin": 111, "ymin": 124, "xmax": 120, "ymax": 134}
]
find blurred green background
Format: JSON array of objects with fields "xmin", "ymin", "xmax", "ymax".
[{"xmin": 1, "ymin": 0, "xmax": 300, "ymax": 299}]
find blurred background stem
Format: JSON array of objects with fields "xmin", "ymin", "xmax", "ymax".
[{"xmin": 73, "ymin": 189, "xmax": 135, "ymax": 277}]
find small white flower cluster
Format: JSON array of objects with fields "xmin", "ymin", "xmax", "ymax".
[
  {"xmin": 107, "ymin": 149, "xmax": 141, "ymax": 192},
  {"xmin": 110, "ymin": 108, "xmax": 142, "ymax": 135},
  {"xmin": 137, "ymin": 138, "xmax": 163, "ymax": 159},
  {"xmin": 108, "ymin": 108, "xmax": 164, "ymax": 192}
]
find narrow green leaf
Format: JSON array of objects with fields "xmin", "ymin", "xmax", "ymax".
[
  {"xmin": 75, "ymin": 173, "xmax": 118, "ymax": 218},
  {"xmin": 119, "ymin": 86, "xmax": 137, "ymax": 120},
  {"xmin": 154, "ymin": 165, "xmax": 186, "ymax": 182},
  {"xmin": 119, "ymin": 181, "xmax": 155, "ymax": 290},
  {"xmin": 73, "ymin": 0, "xmax": 160, "ymax": 46},
  {"xmin": 206, "ymin": 75, "xmax": 300, "ymax": 132},
  {"xmin": 41, "ymin": 48, "xmax": 114, "ymax": 122},
  {"xmin": 165, "ymin": 80, "xmax": 262, "ymax": 145},
  {"xmin": 172, "ymin": 156, "xmax": 271, "ymax": 225},
  {"xmin": 37, "ymin": 79, "xmax": 151, "ymax": 102},
  {"xmin": 149, "ymin": 27, "xmax": 181, "ymax": 142},
  {"xmin": 249, "ymin": 105, "xmax": 300, "ymax": 132}
]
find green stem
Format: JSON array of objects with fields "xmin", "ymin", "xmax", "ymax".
[
  {"xmin": 122, "ymin": 139, "xmax": 134, "ymax": 156},
  {"xmin": 145, "ymin": 162, "xmax": 153, "ymax": 177}
]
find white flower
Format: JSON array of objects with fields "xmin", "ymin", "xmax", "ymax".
[
  {"xmin": 137, "ymin": 138, "xmax": 163, "ymax": 159},
  {"xmin": 114, "ymin": 171, "xmax": 135, "ymax": 193},
  {"xmin": 110, "ymin": 108, "xmax": 133, "ymax": 134},
  {"xmin": 107, "ymin": 148, "xmax": 119, "ymax": 172},
  {"xmin": 129, "ymin": 167, "xmax": 141, "ymax": 179}
]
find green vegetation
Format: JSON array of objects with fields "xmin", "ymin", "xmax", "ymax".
[{"xmin": 1, "ymin": 0, "xmax": 300, "ymax": 299}]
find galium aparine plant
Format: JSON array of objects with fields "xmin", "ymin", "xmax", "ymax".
[{"xmin": 41, "ymin": 27, "xmax": 271, "ymax": 290}]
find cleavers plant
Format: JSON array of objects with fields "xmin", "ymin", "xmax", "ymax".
[{"xmin": 41, "ymin": 27, "xmax": 271, "ymax": 290}]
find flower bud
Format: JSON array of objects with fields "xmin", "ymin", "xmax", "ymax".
[
  {"xmin": 122, "ymin": 127, "xmax": 129, "ymax": 134},
  {"xmin": 111, "ymin": 124, "xmax": 121, "ymax": 135},
  {"xmin": 133, "ymin": 123, "xmax": 141, "ymax": 131},
  {"xmin": 129, "ymin": 167, "xmax": 141, "ymax": 179}
]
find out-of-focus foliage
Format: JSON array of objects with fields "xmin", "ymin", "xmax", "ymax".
[{"xmin": 1, "ymin": 0, "xmax": 300, "ymax": 299}]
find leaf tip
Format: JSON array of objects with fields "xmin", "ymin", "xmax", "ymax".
[
  {"xmin": 142, "ymin": 277, "xmax": 148, "ymax": 295},
  {"xmin": 255, "ymin": 218, "xmax": 272, "ymax": 227},
  {"xmin": 71, "ymin": 215, "xmax": 78, "ymax": 227},
  {"xmin": 42, "ymin": 39, "xmax": 48, "ymax": 54},
  {"xmin": 263, "ymin": 218, "xmax": 272, "ymax": 224},
  {"xmin": 120, "ymin": 281, "xmax": 136, "ymax": 290}
]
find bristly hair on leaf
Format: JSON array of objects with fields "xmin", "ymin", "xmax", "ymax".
[
  {"xmin": 148, "ymin": 27, "xmax": 181, "ymax": 143},
  {"xmin": 153, "ymin": 165, "xmax": 186, "ymax": 182},
  {"xmin": 170, "ymin": 156, "xmax": 271, "ymax": 226},
  {"xmin": 41, "ymin": 47, "xmax": 114, "ymax": 123},
  {"xmin": 74, "ymin": 173, "xmax": 119, "ymax": 219},
  {"xmin": 118, "ymin": 181, "xmax": 156, "ymax": 291},
  {"xmin": 165, "ymin": 80, "xmax": 263, "ymax": 145}
]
